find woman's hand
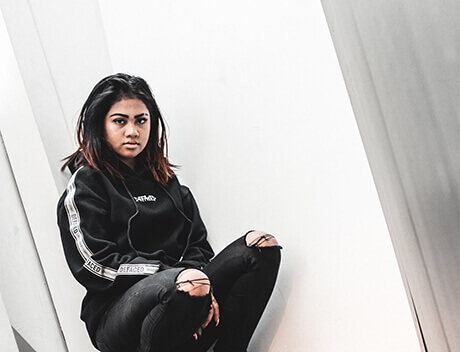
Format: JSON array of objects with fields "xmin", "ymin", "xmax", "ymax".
[{"xmin": 193, "ymin": 293, "xmax": 220, "ymax": 340}]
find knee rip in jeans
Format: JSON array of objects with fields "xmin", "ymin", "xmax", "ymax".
[
  {"xmin": 175, "ymin": 269, "xmax": 211, "ymax": 297},
  {"xmin": 245, "ymin": 230, "xmax": 281, "ymax": 249}
]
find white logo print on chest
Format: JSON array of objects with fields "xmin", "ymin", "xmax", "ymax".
[{"xmin": 133, "ymin": 195, "xmax": 157, "ymax": 202}]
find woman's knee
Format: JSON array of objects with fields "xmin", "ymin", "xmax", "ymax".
[
  {"xmin": 245, "ymin": 230, "xmax": 280, "ymax": 248},
  {"xmin": 176, "ymin": 268, "xmax": 211, "ymax": 297}
]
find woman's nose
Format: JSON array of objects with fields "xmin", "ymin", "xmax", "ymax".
[{"xmin": 125, "ymin": 122, "xmax": 139, "ymax": 137}]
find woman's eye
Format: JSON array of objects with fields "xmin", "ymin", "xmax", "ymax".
[
  {"xmin": 137, "ymin": 118, "xmax": 148, "ymax": 124},
  {"xmin": 114, "ymin": 119, "xmax": 126, "ymax": 125}
]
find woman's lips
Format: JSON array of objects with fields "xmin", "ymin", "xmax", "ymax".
[{"xmin": 123, "ymin": 142, "xmax": 139, "ymax": 149}]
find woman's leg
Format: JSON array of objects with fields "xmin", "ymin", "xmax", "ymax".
[
  {"xmin": 176, "ymin": 230, "xmax": 281, "ymax": 352},
  {"xmin": 95, "ymin": 267, "xmax": 212, "ymax": 352}
]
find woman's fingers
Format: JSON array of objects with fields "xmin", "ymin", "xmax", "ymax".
[
  {"xmin": 193, "ymin": 305, "xmax": 212, "ymax": 340},
  {"xmin": 192, "ymin": 293, "xmax": 220, "ymax": 339},
  {"xmin": 201, "ymin": 303, "xmax": 214, "ymax": 329},
  {"xmin": 203, "ymin": 293, "xmax": 219, "ymax": 328},
  {"xmin": 211, "ymin": 294, "xmax": 220, "ymax": 326},
  {"xmin": 193, "ymin": 327, "xmax": 203, "ymax": 340}
]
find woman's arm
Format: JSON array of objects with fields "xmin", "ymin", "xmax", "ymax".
[
  {"xmin": 174, "ymin": 185, "xmax": 214, "ymax": 268},
  {"xmin": 57, "ymin": 166, "xmax": 164, "ymax": 293}
]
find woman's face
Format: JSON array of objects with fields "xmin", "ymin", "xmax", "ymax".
[{"xmin": 104, "ymin": 98, "xmax": 151, "ymax": 169}]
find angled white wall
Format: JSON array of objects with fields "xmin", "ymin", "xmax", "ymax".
[
  {"xmin": 0, "ymin": 293, "xmax": 19, "ymax": 352},
  {"xmin": 0, "ymin": 0, "xmax": 112, "ymax": 191},
  {"xmin": 0, "ymin": 1, "xmax": 112, "ymax": 351},
  {"xmin": 0, "ymin": 133, "xmax": 66, "ymax": 352},
  {"xmin": 322, "ymin": 1, "xmax": 459, "ymax": 351}
]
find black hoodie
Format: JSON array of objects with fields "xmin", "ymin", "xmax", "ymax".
[{"xmin": 57, "ymin": 163, "xmax": 214, "ymax": 345}]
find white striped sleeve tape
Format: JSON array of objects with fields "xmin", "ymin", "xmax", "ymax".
[
  {"xmin": 117, "ymin": 264, "xmax": 160, "ymax": 276},
  {"xmin": 64, "ymin": 169, "xmax": 118, "ymax": 281},
  {"xmin": 64, "ymin": 168, "xmax": 161, "ymax": 281}
]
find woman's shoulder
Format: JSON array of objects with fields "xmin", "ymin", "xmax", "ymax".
[
  {"xmin": 71, "ymin": 165, "xmax": 109, "ymax": 183},
  {"xmin": 58, "ymin": 166, "xmax": 111, "ymax": 209},
  {"xmin": 63, "ymin": 166, "xmax": 115, "ymax": 198},
  {"xmin": 164, "ymin": 174, "xmax": 191, "ymax": 198},
  {"xmin": 173, "ymin": 176, "xmax": 196, "ymax": 200}
]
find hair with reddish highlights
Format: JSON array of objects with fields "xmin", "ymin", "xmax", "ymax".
[{"xmin": 62, "ymin": 73, "xmax": 175, "ymax": 184}]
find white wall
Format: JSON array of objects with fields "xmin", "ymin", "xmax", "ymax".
[
  {"xmin": 100, "ymin": 1, "xmax": 419, "ymax": 351},
  {"xmin": 0, "ymin": 1, "xmax": 111, "ymax": 351},
  {"xmin": 0, "ymin": 292, "xmax": 19, "ymax": 352},
  {"xmin": 322, "ymin": 1, "xmax": 459, "ymax": 351},
  {"xmin": 0, "ymin": 10, "xmax": 68, "ymax": 351}
]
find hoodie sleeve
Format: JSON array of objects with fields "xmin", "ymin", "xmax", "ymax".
[
  {"xmin": 57, "ymin": 166, "xmax": 164, "ymax": 293},
  {"xmin": 174, "ymin": 185, "xmax": 214, "ymax": 269}
]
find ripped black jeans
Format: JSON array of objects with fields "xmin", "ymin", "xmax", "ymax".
[{"xmin": 95, "ymin": 232, "xmax": 281, "ymax": 352}]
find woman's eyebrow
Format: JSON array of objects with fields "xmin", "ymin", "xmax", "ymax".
[{"xmin": 109, "ymin": 113, "xmax": 149, "ymax": 118}]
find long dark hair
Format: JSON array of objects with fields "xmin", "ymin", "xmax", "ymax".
[{"xmin": 62, "ymin": 73, "xmax": 175, "ymax": 184}]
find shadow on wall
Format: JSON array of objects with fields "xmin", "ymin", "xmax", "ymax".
[
  {"xmin": 13, "ymin": 328, "xmax": 36, "ymax": 352},
  {"xmin": 250, "ymin": 255, "xmax": 293, "ymax": 352}
]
